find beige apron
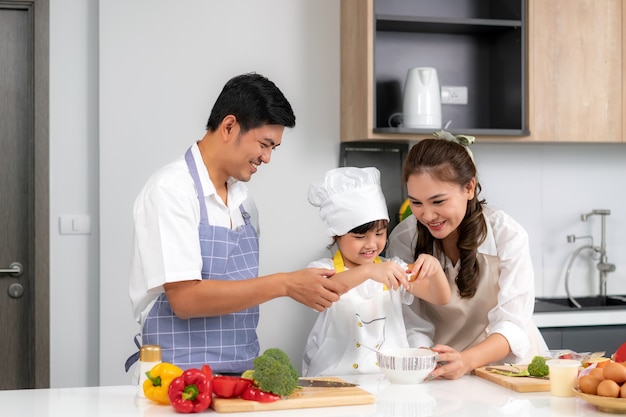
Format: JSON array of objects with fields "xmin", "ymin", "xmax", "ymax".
[
  {"xmin": 411, "ymin": 253, "xmax": 546, "ymax": 364},
  {"xmin": 419, "ymin": 254, "xmax": 500, "ymax": 351}
]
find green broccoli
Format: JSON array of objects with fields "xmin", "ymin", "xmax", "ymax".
[
  {"xmin": 527, "ymin": 355, "xmax": 549, "ymax": 377},
  {"xmin": 245, "ymin": 348, "xmax": 299, "ymax": 397}
]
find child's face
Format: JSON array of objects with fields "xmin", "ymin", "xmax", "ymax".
[{"xmin": 337, "ymin": 227, "xmax": 387, "ymax": 269}]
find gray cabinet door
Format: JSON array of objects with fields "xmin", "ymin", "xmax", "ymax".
[{"xmin": 540, "ymin": 325, "xmax": 626, "ymax": 355}]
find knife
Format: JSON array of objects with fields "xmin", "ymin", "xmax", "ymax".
[
  {"xmin": 297, "ymin": 378, "xmax": 358, "ymax": 388},
  {"xmin": 485, "ymin": 366, "xmax": 548, "ymax": 379},
  {"xmin": 485, "ymin": 365, "xmax": 527, "ymax": 376}
]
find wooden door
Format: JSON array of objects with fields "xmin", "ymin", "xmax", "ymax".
[
  {"xmin": 0, "ymin": 0, "xmax": 49, "ymax": 389},
  {"xmin": 528, "ymin": 0, "xmax": 624, "ymax": 142}
]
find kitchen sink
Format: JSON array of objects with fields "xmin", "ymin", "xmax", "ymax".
[{"xmin": 534, "ymin": 295, "xmax": 626, "ymax": 313}]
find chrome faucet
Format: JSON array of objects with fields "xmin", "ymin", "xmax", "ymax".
[
  {"xmin": 566, "ymin": 209, "xmax": 615, "ymax": 306},
  {"xmin": 580, "ymin": 209, "xmax": 610, "ymax": 221},
  {"xmin": 583, "ymin": 209, "xmax": 615, "ymax": 296}
]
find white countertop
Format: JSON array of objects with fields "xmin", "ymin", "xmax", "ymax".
[{"xmin": 0, "ymin": 373, "xmax": 616, "ymax": 417}]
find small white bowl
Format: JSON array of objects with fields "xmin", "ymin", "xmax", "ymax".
[{"xmin": 377, "ymin": 347, "xmax": 437, "ymax": 384}]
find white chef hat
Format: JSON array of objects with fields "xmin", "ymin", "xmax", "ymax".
[{"xmin": 308, "ymin": 167, "xmax": 389, "ymax": 237}]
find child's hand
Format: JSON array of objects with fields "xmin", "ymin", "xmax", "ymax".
[
  {"xmin": 407, "ymin": 254, "xmax": 443, "ymax": 282},
  {"xmin": 367, "ymin": 262, "xmax": 411, "ymax": 290}
]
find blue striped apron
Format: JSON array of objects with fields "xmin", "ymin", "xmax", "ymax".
[{"xmin": 141, "ymin": 147, "xmax": 260, "ymax": 373}]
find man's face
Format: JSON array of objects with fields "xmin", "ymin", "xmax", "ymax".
[{"xmin": 228, "ymin": 123, "xmax": 285, "ymax": 182}]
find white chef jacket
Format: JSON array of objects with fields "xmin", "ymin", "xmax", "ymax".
[
  {"xmin": 387, "ymin": 206, "xmax": 547, "ymax": 364},
  {"xmin": 302, "ymin": 256, "xmax": 435, "ymax": 377},
  {"xmin": 129, "ymin": 143, "xmax": 259, "ymax": 324}
]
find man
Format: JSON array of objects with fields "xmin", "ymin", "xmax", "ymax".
[{"xmin": 129, "ymin": 73, "xmax": 345, "ymax": 373}]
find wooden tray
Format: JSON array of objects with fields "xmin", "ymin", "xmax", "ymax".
[
  {"xmin": 211, "ymin": 377, "xmax": 376, "ymax": 413},
  {"xmin": 573, "ymin": 386, "xmax": 626, "ymax": 413},
  {"xmin": 474, "ymin": 366, "xmax": 550, "ymax": 392}
]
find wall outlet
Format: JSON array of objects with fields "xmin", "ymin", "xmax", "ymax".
[{"xmin": 441, "ymin": 86, "xmax": 468, "ymax": 105}]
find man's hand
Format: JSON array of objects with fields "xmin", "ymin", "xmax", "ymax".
[{"xmin": 285, "ymin": 268, "xmax": 346, "ymax": 312}]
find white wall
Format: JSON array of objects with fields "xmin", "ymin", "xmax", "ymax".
[
  {"xmin": 97, "ymin": 0, "xmax": 341, "ymax": 386},
  {"xmin": 473, "ymin": 143, "xmax": 626, "ymax": 299},
  {"xmin": 49, "ymin": 0, "xmax": 100, "ymax": 387},
  {"xmin": 49, "ymin": 0, "xmax": 626, "ymax": 388}
]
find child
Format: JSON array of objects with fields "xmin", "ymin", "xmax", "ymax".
[{"xmin": 302, "ymin": 167, "xmax": 450, "ymax": 376}]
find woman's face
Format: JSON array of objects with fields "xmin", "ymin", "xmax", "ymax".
[{"xmin": 406, "ymin": 172, "xmax": 476, "ymax": 243}]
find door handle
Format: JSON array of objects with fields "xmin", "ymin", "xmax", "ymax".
[{"xmin": 0, "ymin": 262, "xmax": 23, "ymax": 277}]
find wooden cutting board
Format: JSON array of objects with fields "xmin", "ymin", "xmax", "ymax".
[
  {"xmin": 211, "ymin": 377, "xmax": 376, "ymax": 413},
  {"xmin": 474, "ymin": 366, "xmax": 550, "ymax": 392}
]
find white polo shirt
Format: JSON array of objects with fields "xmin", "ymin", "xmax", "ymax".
[{"xmin": 129, "ymin": 143, "xmax": 259, "ymax": 324}]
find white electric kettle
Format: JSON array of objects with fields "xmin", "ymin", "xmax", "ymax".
[{"xmin": 402, "ymin": 67, "xmax": 442, "ymax": 129}]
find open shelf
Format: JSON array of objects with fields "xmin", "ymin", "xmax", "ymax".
[{"xmin": 373, "ymin": 0, "xmax": 526, "ymax": 135}]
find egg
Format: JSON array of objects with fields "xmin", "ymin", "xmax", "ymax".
[
  {"xmin": 621, "ymin": 382, "xmax": 626, "ymax": 399},
  {"xmin": 603, "ymin": 362, "xmax": 626, "ymax": 384},
  {"xmin": 407, "ymin": 263, "xmax": 418, "ymax": 282},
  {"xmin": 589, "ymin": 367, "xmax": 605, "ymax": 380},
  {"xmin": 597, "ymin": 379, "xmax": 621, "ymax": 398},
  {"xmin": 578, "ymin": 375, "xmax": 602, "ymax": 395}
]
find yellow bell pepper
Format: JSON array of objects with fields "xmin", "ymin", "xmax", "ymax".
[{"xmin": 143, "ymin": 362, "xmax": 184, "ymax": 404}]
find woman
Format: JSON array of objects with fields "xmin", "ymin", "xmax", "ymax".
[{"xmin": 387, "ymin": 133, "xmax": 547, "ymax": 380}]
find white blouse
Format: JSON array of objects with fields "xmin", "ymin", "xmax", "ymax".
[{"xmin": 387, "ymin": 206, "xmax": 547, "ymax": 363}]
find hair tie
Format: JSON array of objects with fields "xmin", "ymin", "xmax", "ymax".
[{"xmin": 432, "ymin": 130, "xmax": 475, "ymax": 162}]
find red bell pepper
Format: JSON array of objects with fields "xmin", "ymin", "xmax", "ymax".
[
  {"xmin": 614, "ymin": 342, "xmax": 626, "ymax": 363},
  {"xmin": 167, "ymin": 368, "xmax": 212, "ymax": 413},
  {"xmin": 241, "ymin": 386, "xmax": 281, "ymax": 403},
  {"xmin": 212, "ymin": 375, "xmax": 253, "ymax": 398},
  {"xmin": 200, "ymin": 364, "xmax": 213, "ymax": 381}
]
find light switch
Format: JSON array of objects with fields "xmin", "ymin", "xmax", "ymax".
[{"xmin": 59, "ymin": 215, "xmax": 91, "ymax": 235}]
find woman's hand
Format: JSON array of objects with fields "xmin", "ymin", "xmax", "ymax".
[
  {"xmin": 428, "ymin": 335, "xmax": 511, "ymax": 380},
  {"xmin": 407, "ymin": 254, "xmax": 450, "ymax": 305},
  {"xmin": 427, "ymin": 344, "xmax": 471, "ymax": 380},
  {"xmin": 407, "ymin": 254, "xmax": 443, "ymax": 282}
]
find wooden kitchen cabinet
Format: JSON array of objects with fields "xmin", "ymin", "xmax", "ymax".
[
  {"xmin": 340, "ymin": 0, "xmax": 527, "ymax": 143},
  {"xmin": 527, "ymin": 0, "xmax": 625, "ymax": 142},
  {"xmin": 341, "ymin": 0, "xmax": 626, "ymax": 143}
]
